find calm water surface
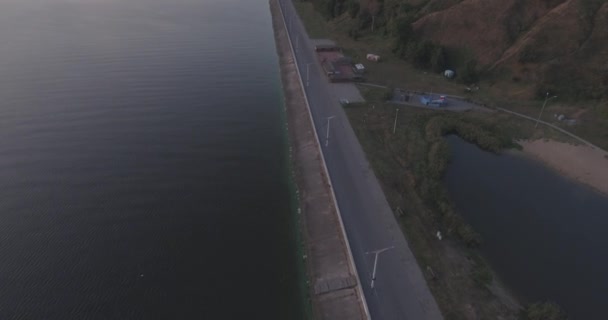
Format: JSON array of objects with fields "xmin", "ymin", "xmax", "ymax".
[
  {"xmin": 0, "ymin": 0, "xmax": 304, "ymax": 318},
  {"xmin": 445, "ymin": 135, "xmax": 608, "ymax": 320}
]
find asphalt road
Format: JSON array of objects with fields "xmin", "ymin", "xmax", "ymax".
[{"xmin": 277, "ymin": 1, "xmax": 443, "ymax": 319}]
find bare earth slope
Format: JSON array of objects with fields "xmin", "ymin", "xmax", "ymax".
[{"xmin": 412, "ymin": 0, "xmax": 608, "ymax": 99}]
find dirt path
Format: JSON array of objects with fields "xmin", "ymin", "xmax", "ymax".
[{"xmin": 519, "ymin": 139, "xmax": 608, "ymax": 196}]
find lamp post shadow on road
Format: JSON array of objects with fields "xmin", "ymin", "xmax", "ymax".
[
  {"xmin": 366, "ymin": 246, "xmax": 394, "ymax": 289},
  {"xmin": 325, "ymin": 116, "xmax": 335, "ymax": 147},
  {"xmin": 306, "ymin": 62, "xmax": 313, "ymax": 87},
  {"xmin": 295, "ymin": 35, "xmax": 299, "ymax": 51}
]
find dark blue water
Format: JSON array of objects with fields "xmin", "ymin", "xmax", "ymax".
[
  {"xmin": 444, "ymin": 135, "xmax": 608, "ymax": 320},
  {"xmin": 0, "ymin": 0, "xmax": 304, "ymax": 318}
]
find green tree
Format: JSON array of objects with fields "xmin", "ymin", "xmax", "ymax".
[
  {"xmin": 430, "ymin": 46, "xmax": 447, "ymax": 73},
  {"xmin": 357, "ymin": 8, "xmax": 372, "ymax": 29},
  {"xmin": 412, "ymin": 40, "xmax": 436, "ymax": 69},
  {"xmin": 395, "ymin": 16, "xmax": 414, "ymax": 43},
  {"xmin": 348, "ymin": 0, "xmax": 360, "ymax": 18},
  {"xmin": 460, "ymin": 59, "xmax": 479, "ymax": 84},
  {"xmin": 325, "ymin": 0, "xmax": 336, "ymax": 18}
]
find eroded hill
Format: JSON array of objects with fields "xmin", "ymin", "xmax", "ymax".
[
  {"xmin": 412, "ymin": 0, "xmax": 608, "ymax": 99},
  {"xmin": 312, "ymin": 0, "xmax": 608, "ymax": 100}
]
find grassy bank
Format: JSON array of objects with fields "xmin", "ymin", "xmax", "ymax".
[
  {"xmin": 346, "ymin": 85, "xmax": 574, "ymax": 318},
  {"xmin": 346, "ymin": 87, "xmax": 526, "ymax": 319}
]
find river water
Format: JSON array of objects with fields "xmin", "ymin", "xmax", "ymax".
[
  {"xmin": 444, "ymin": 135, "xmax": 608, "ymax": 320},
  {"xmin": 0, "ymin": 0, "xmax": 304, "ymax": 318}
]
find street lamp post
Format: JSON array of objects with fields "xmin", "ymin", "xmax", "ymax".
[
  {"xmin": 366, "ymin": 246, "xmax": 394, "ymax": 289},
  {"xmin": 535, "ymin": 92, "xmax": 558, "ymax": 128},
  {"xmin": 325, "ymin": 116, "xmax": 335, "ymax": 147}
]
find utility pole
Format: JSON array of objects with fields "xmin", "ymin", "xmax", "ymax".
[
  {"xmin": 535, "ymin": 92, "xmax": 557, "ymax": 129},
  {"xmin": 325, "ymin": 116, "xmax": 335, "ymax": 147},
  {"xmin": 393, "ymin": 108, "xmax": 399, "ymax": 134},
  {"xmin": 296, "ymin": 35, "xmax": 299, "ymax": 51},
  {"xmin": 366, "ymin": 246, "xmax": 394, "ymax": 289}
]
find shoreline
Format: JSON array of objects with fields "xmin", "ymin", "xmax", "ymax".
[{"xmin": 517, "ymin": 139, "xmax": 608, "ymax": 197}]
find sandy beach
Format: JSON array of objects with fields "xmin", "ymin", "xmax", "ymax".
[{"xmin": 518, "ymin": 139, "xmax": 608, "ymax": 196}]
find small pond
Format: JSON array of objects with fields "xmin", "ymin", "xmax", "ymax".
[{"xmin": 444, "ymin": 135, "xmax": 608, "ymax": 319}]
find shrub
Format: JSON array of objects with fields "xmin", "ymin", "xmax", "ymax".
[
  {"xmin": 395, "ymin": 16, "xmax": 414, "ymax": 43},
  {"xmin": 349, "ymin": 27, "xmax": 361, "ymax": 40},
  {"xmin": 521, "ymin": 301, "xmax": 567, "ymax": 320},
  {"xmin": 578, "ymin": 0, "xmax": 605, "ymax": 23},
  {"xmin": 472, "ymin": 261, "xmax": 493, "ymax": 287},
  {"xmin": 427, "ymin": 140, "xmax": 449, "ymax": 180},
  {"xmin": 323, "ymin": 0, "xmax": 337, "ymax": 18},
  {"xmin": 412, "ymin": 40, "xmax": 437, "ymax": 68},
  {"xmin": 460, "ymin": 59, "xmax": 479, "ymax": 84},
  {"xmin": 457, "ymin": 223, "xmax": 482, "ymax": 248},
  {"xmin": 357, "ymin": 8, "xmax": 373, "ymax": 29},
  {"xmin": 519, "ymin": 45, "xmax": 541, "ymax": 63},
  {"xmin": 430, "ymin": 45, "xmax": 448, "ymax": 73}
]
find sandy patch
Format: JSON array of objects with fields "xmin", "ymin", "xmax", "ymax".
[{"xmin": 518, "ymin": 139, "xmax": 608, "ymax": 196}]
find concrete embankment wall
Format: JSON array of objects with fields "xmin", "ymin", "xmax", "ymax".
[{"xmin": 269, "ymin": 1, "xmax": 368, "ymax": 319}]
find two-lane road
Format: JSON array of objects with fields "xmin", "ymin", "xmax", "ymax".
[{"xmin": 277, "ymin": 1, "xmax": 443, "ymax": 319}]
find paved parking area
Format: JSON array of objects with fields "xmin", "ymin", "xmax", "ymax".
[
  {"xmin": 391, "ymin": 89, "xmax": 480, "ymax": 112},
  {"xmin": 330, "ymin": 82, "xmax": 365, "ymax": 104}
]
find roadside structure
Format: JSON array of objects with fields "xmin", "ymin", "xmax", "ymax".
[{"xmin": 315, "ymin": 44, "xmax": 364, "ymax": 82}]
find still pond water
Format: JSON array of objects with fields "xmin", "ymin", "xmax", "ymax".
[
  {"xmin": 445, "ymin": 135, "xmax": 608, "ymax": 320},
  {"xmin": 0, "ymin": 0, "xmax": 304, "ymax": 319}
]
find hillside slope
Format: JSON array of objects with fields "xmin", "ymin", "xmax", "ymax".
[
  {"xmin": 312, "ymin": 0, "xmax": 606, "ymax": 100},
  {"xmin": 411, "ymin": 0, "xmax": 608, "ymax": 99}
]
